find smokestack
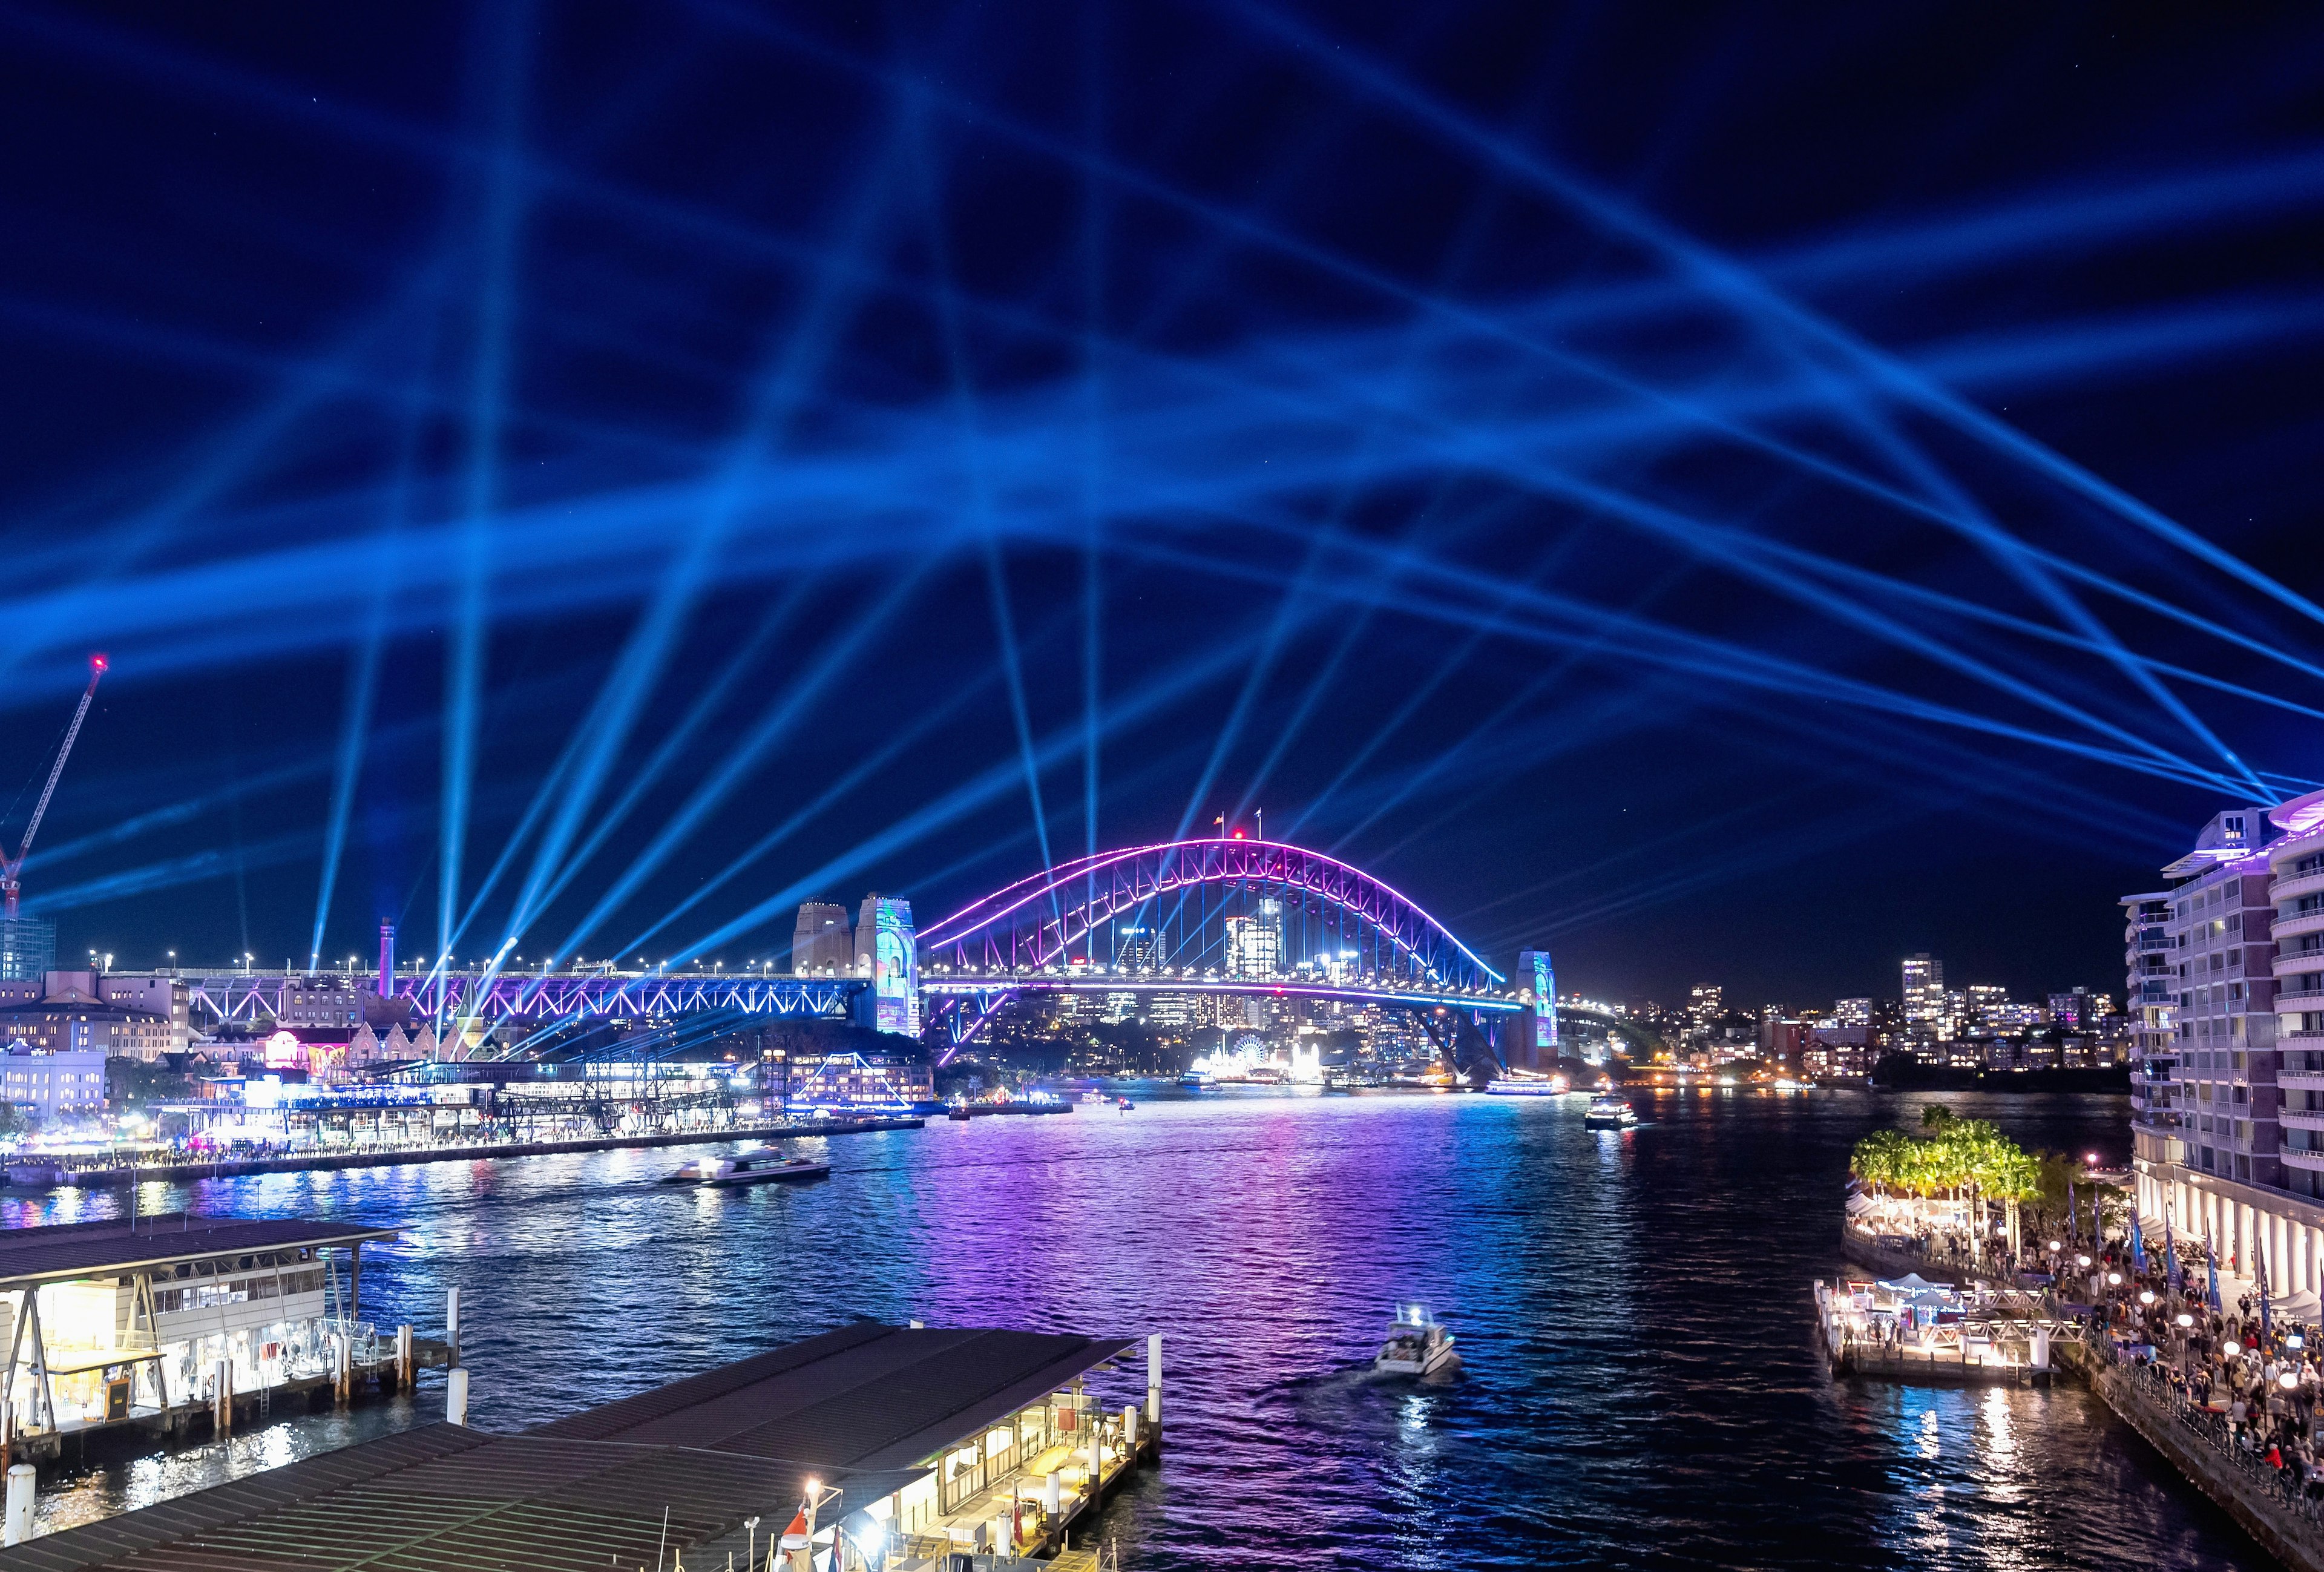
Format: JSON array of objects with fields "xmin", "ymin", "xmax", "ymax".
[{"xmin": 379, "ymin": 922, "xmax": 396, "ymax": 998}]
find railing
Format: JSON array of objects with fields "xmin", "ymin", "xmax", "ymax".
[{"xmin": 2093, "ymin": 1340, "xmax": 2324, "ymax": 1531}]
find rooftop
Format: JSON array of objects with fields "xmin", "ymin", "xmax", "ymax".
[
  {"xmin": 0, "ymin": 1323, "xmax": 1136, "ymax": 1572},
  {"xmin": 0, "ymin": 1214, "xmax": 400, "ymax": 1291},
  {"xmin": 536, "ymin": 1321, "xmax": 1135, "ymax": 1473}
]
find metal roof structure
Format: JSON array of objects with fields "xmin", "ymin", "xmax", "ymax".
[
  {"xmin": 0, "ymin": 1215, "xmax": 399, "ymax": 1291},
  {"xmin": 0, "ymin": 1425, "xmax": 843, "ymax": 1572},
  {"xmin": 0, "ymin": 1324, "xmax": 1135, "ymax": 1572},
  {"xmin": 536, "ymin": 1322, "xmax": 1137, "ymax": 1472}
]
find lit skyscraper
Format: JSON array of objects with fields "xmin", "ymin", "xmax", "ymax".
[{"xmin": 1902, "ymin": 953, "xmax": 1945, "ymax": 1030}]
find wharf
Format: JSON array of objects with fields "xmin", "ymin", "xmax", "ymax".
[
  {"xmin": 6, "ymin": 1116, "xmax": 924, "ymax": 1189},
  {"xmin": 0, "ymin": 1214, "xmax": 438, "ymax": 1468},
  {"xmin": 0, "ymin": 1321, "xmax": 1163, "ymax": 1571},
  {"xmin": 2081, "ymin": 1348, "xmax": 2324, "ymax": 1572}
]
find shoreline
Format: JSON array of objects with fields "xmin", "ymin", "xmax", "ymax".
[{"xmin": 4, "ymin": 1115, "xmax": 930, "ymax": 1189}]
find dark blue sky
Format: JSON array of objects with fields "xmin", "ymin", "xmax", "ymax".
[{"xmin": 0, "ymin": 1, "xmax": 2317, "ymax": 1008}]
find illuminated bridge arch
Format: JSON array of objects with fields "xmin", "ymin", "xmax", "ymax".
[{"xmin": 917, "ymin": 837, "xmax": 1504, "ymax": 992}]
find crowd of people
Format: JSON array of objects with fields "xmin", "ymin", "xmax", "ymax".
[{"xmin": 2086, "ymin": 1239, "xmax": 2324, "ymax": 1510}]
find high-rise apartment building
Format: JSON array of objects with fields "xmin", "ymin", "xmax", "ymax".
[
  {"xmin": 1832, "ymin": 998, "xmax": 1872, "ymax": 1028},
  {"xmin": 2129, "ymin": 795, "xmax": 2324, "ymax": 1298},
  {"xmin": 1224, "ymin": 900, "xmax": 1282, "ymax": 979},
  {"xmin": 1686, "ymin": 984, "xmax": 1723, "ymax": 1034},
  {"xmin": 1902, "ymin": 954, "xmax": 1945, "ymax": 1033}
]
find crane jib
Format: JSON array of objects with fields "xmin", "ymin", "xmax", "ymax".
[{"xmin": 2, "ymin": 656, "xmax": 106, "ymax": 913}]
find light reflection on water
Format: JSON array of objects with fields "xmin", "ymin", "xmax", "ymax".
[{"xmin": 0, "ymin": 1090, "xmax": 2271, "ymax": 1566}]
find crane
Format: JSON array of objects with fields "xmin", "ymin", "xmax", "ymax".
[{"xmin": 2, "ymin": 654, "xmax": 107, "ymax": 920}]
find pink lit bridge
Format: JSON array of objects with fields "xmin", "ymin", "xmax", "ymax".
[{"xmin": 185, "ymin": 837, "xmax": 1539, "ymax": 1073}]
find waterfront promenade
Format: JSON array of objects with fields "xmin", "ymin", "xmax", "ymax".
[
  {"xmin": 1841, "ymin": 1197, "xmax": 2324, "ymax": 1568},
  {"xmin": 2, "ymin": 1114, "xmax": 931, "ymax": 1189}
]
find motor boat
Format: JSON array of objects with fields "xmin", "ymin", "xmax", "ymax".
[
  {"xmin": 1583, "ymin": 1095, "xmax": 1639, "ymax": 1130},
  {"xmin": 947, "ymin": 1105, "xmax": 976, "ymax": 1122},
  {"xmin": 1177, "ymin": 1070, "xmax": 1216, "ymax": 1090},
  {"xmin": 665, "ymin": 1148, "xmax": 830, "ymax": 1188},
  {"xmin": 1486, "ymin": 1074, "xmax": 1570, "ymax": 1097},
  {"xmin": 1116, "ymin": 1097, "xmax": 1135, "ymax": 1113},
  {"xmin": 1375, "ymin": 1304, "xmax": 1460, "ymax": 1376}
]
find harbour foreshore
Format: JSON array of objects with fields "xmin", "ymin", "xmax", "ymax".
[
  {"xmin": 6, "ymin": 1115, "xmax": 927, "ymax": 1188},
  {"xmin": 1838, "ymin": 1212, "xmax": 2324, "ymax": 1571}
]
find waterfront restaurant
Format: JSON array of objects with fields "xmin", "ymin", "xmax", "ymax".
[
  {"xmin": 0, "ymin": 1321, "xmax": 1160, "ymax": 1570},
  {"xmin": 0, "ymin": 1213, "xmax": 399, "ymax": 1456}
]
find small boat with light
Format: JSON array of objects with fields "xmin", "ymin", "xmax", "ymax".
[
  {"xmin": 1375, "ymin": 1304, "xmax": 1460, "ymax": 1376},
  {"xmin": 1583, "ymin": 1095, "xmax": 1638, "ymax": 1130},
  {"xmin": 1177, "ymin": 1069, "xmax": 1216, "ymax": 1090},
  {"xmin": 665, "ymin": 1148, "xmax": 830, "ymax": 1188}
]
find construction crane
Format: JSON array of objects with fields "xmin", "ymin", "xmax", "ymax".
[{"xmin": 2, "ymin": 654, "xmax": 107, "ymax": 921}]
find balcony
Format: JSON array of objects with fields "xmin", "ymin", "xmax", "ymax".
[
  {"xmin": 2276, "ymin": 909, "xmax": 2324, "ymax": 943},
  {"xmin": 2278, "ymin": 1069, "xmax": 2324, "ymax": 1091},
  {"xmin": 2277, "ymin": 988, "xmax": 2324, "ymax": 1010},
  {"xmin": 2283, "ymin": 1148, "xmax": 2324, "ymax": 1172},
  {"xmin": 2136, "ymin": 933, "xmax": 2177, "ymax": 953},
  {"xmin": 2282, "ymin": 1110, "xmax": 2324, "ymax": 1134},
  {"xmin": 2273, "ymin": 867, "xmax": 2324, "ymax": 904}
]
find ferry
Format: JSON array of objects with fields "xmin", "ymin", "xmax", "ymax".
[
  {"xmin": 1485, "ymin": 1073, "xmax": 1570, "ymax": 1098},
  {"xmin": 1583, "ymin": 1095, "xmax": 1639, "ymax": 1130},
  {"xmin": 665, "ymin": 1148, "xmax": 830, "ymax": 1188},
  {"xmin": 1177, "ymin": 1069, "xmax": 1216, "ymax": 1090},
  {"xmin": 1376, "ymin": 1304, "xmax": 1460, "ymax": 1377}
]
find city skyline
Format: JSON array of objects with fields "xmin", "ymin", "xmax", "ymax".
[{"xmin": 0, "ymin": 5, "xmax": 2314, "ymax": 1010}]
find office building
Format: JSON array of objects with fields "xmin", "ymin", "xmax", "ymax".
[
  {"xmin": 0, "ymin": 916, "xmax": 53, "ymax": 981},
  {"xmin": 0, "ymin": 988, "xmax": 173, "ymax": 1061},
  {"xmin": 0, "ymin": 1044, "xmax": 107, "ymax": 1119}
]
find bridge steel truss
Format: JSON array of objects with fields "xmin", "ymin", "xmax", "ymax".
[
  {"xmin": 185, "ymin": 973, "xmax": 864, "ymax": 1032},
  {"xmin": 915, "ymin": 838, "xmax": 1515, "ymax": 1059}
]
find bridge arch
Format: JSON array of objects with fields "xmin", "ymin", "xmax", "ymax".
[{"xmin": 916, "ymin": 837, "xmax": 1503, "ymax": 991}]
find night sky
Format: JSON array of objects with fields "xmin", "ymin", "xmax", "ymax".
[{"xmin": 0, "ymin": 2, "xmax": 2317, "ymax": 1009}]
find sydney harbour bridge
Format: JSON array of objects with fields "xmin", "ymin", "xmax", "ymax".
[{"xmin": 185, "ymin": 836, "xmax": 1572, "ymax": 1081}]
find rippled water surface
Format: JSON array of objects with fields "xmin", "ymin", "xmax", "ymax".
[{"xmin": 0, "ymin": 1088, "xmax": 2275, "ymax": 1567}]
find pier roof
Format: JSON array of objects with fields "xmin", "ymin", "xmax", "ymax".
[
  {"xmin": 0, "ymin": 1424, "xmax": 865, "ymax": 1572},
  {"xmin": 534, "ymin": 1321, "xmax": 1137, "ymax": 1472},
  {"xmin": 0, "ymin": 1214, "xmax": 399, "ymax": 1289},
  {"xmin": 0, "ymin": 1324, "xmax": 1136, "ymax": 1572}
]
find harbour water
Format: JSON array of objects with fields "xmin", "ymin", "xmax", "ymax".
[{"xmin": 0, "ymin": 1088, "xmax": 2269, "ymax": 1567}]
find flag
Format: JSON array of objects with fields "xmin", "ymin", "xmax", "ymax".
[
  {"xmin": 2206, "ymin": 1218, "xmax": 2222, "ymax": 1311},
  {"xmin": 2166, "ymin": 1205, "xmax": 2179, "ymax": 1295},
  {"xmin": 2259, "ymin": 1234, "xmax": 2274, "ymax": 1338},
  {"xmin": 2069, "ymin": 1183, "xmax": 2078, "ymax": 1244},
  {"xmin": 2131, "ymin": 1208, "xmax": 2144, "ymax": 1272}
]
